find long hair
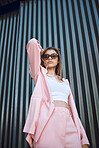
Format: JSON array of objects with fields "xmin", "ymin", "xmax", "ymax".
[{"xmin": 40, "ymin": 47, "xmax": 63, "ymax": 81}]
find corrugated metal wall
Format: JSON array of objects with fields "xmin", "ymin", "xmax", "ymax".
[{"xmin": 0, "ymin": 0, "xmax": 99, "ymax": 148}]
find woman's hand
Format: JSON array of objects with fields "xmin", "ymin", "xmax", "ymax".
[
  {"xmin": 36, "ymin": 40, "xmax": 44, "ymax": 54},
  {"xmin": 82, "ymin": 144, "xmax": 89, "ymax": 148},
  {"xmin": 40, "ymin": 48, "xmax": 44, "ymax": 54}
]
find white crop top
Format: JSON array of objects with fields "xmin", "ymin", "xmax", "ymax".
[{"xmin": 45, "ymin": 74, "xmax": 70, "ymax": 104}]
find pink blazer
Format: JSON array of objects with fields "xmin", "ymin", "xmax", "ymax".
[{"xmin": 23, "ymin": 38, "xmax": 90, "ymax": 148}]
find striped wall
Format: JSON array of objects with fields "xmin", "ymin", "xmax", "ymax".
[{"xmin": 0, "ymin": 0, "xmax": 99, "ymax": 148}]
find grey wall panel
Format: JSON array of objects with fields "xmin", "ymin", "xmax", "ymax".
[{"xmin": 0, "ymin": 0, "xmax": 99, "ymax": 148}]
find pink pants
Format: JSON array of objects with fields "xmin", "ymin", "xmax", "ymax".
[{"xmin": 33, "ymin": 107, "xmax": 82, "ymax": 148}]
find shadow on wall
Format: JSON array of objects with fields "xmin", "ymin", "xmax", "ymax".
[{"xmin": 0, "ymin": 0, "xmax": 20, "ymax": 15}]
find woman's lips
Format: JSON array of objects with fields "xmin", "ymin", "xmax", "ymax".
[{"xmin": 47, "ymin": 61, "xmax": 53, "ymax": 63}]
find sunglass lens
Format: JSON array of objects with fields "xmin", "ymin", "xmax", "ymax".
[
  {"xmin": 42, "ymin": 54, "xmax": 48, "ymax": 59},
  {"xmin": 51, "ymin": 54, "xmax": 58, "ymax": 59}
]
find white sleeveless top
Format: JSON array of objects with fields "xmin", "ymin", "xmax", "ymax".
[{"xmin": 45, "ymin": 74, "xmax": 70, "ymax": 104}]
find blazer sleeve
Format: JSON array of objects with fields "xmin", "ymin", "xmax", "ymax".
[
  {"xmin": 66, "ymin": 79, "xmax": 90, "ymax": 147},
  {"xmin": 26, "ymin": 38, "xmax": 42, "ymax": 84}
]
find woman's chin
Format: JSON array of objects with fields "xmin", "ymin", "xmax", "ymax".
[{"xmin": 46, "ymin": 65, "xmax": 56, "ymax": 68}]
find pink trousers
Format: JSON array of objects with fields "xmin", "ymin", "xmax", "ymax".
[{"xmin": 33, "ymin": 107, "xmax": 82, "ymax": 148}]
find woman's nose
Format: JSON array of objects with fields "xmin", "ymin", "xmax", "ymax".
[
  {"xmin": 49, "ymin": 56, "xmax": 52, "ymax": 59},
  {"xmin": 48, "ymin": 56, "xmax": 52, "ymax": 59}
]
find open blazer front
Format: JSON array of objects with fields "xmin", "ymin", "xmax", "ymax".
[{"xmin": 23, "ymin": 38, "xmax": 90, "ymax": 148}]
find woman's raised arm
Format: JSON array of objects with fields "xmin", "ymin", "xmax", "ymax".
[{"xmin": 26, "ymin": 38, "xmax": 43, "ymax": 84}]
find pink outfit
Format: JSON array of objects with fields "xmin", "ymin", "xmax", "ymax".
[
  {"xmin": 33, "ymin": 107, "xmax": 82, "ymax": 148},
  {"xmin": 23, "ymin": 38, "xmax": 90, "ymax": 148}
]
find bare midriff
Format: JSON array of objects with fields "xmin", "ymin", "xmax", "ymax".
[{"xmin": 53, "ymin": 100, "xmax": 69, "ymax": 109}]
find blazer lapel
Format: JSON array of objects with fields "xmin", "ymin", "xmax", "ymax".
[{"xmin": 41, "ymin": 66, "xmax": 55, "ymax": 104}]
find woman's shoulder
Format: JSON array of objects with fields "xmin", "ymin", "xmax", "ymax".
[
  {"xmin": 62, "ymin": 77, "xmax": 70, "ymax": 84},
  {"xmin": 57, "ymin": 75, "xmax": 69, "ymax": 84}
]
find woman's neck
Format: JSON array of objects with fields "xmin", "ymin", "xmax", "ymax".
[{"xmin": 46, "ymin": 67, "xmax": 56, "ymax": 76}]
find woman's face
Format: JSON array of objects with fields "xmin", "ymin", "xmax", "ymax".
[{"xmin": 42, "ymin": 49, "xmax": 59, "ymax": 68}]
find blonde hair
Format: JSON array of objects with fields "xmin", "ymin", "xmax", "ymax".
[{"xmin": 40, "ymin": 47, "xmax": 63, "ymax": 81}]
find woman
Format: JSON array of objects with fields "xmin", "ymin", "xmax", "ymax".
[{"xmin": 23, "ymin": 38, "xmax": 90, "ymax": 148}]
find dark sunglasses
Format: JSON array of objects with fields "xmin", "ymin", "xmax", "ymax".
[{"xmin": 41, "ymin": 53, "xmax": 58, "ymax": 60}]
